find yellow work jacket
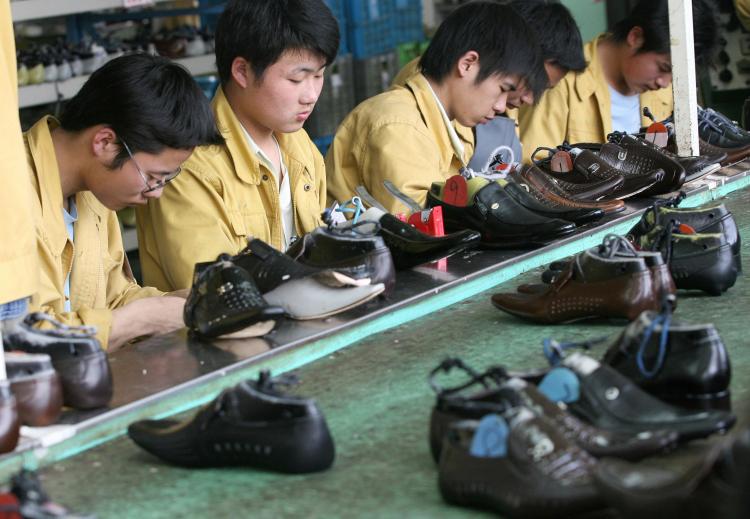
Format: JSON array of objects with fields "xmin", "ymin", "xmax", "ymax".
[
  {"xmin": 136, "ymin": 87, "xmax": 327, "ymax": 291},
  {"xmin": 326, "ymin": 73, "xmax": 474, "ymax": 214},
  {"xmin": 518, "ymin": 36, "xmax": 673, "ymax": 163},
  {"xmin": 0, "ymin": 2, "xmax": 38, "ymax": 304},
  {"xmin": 737, "ymin": 0, "xmax": 750, "ymax": 31},
  {"xmin": 25, "ymin": 117, "xmax": 163, "ymax": 347}
]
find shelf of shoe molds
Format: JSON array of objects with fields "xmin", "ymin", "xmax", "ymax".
[
  {"xmin": 18, "ymin": 53, "xmax": 216, "ymax": 109},
  {"xmin": 10, "ymin": 0, "xmax": 176, "ymax": 23}
]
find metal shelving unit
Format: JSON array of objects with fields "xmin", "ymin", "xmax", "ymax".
[
  {"xmin": 18, "ymin": 53, "xmax": 216, "ymax": 108},
  {"xmin": 10, "ymin": 0, "xmax": 175, "ymax": 23}
]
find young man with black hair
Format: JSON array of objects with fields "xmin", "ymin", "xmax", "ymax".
[
  {"xmin": 136, "ymin": 0, "xmax": 339, "ymax": 291},
  {"xmin": 519, "ymin": 0, "xmax": 719, "ymax": 163},
  {"xmin": 26, "ymin": 53, "xmax": 223, "ymax": 350},
  {"xmin": 326, "ymin": 1, "xmax": 545, "ymax": 214}
]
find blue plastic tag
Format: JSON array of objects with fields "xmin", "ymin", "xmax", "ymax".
[{"xmin": 469, "ymin": 414, "xmax": 509, "ymax": 458}]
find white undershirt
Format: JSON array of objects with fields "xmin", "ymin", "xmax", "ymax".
[
  {"xmin": 240, "ymin": 126, "xmax": 295, "ymax": 250},
  {"xmin": 425, "ymin": 80, "xmax": 467, "ymax": 167},
  {"xmin": 608, "ymin": 84, "xmax": 641, "ymax": 134}
]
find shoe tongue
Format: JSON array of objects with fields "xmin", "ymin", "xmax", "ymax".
[
  {"xmin": 561, "ymin": 352, "xmax": 600, "ymax": 376},
  {"xmin": 469, "ymin": 414, "xmax": 509, "ymax": 458},
  {"xmin": 538, "ymin": 367, "xmax": 580, "ymax": 403}
]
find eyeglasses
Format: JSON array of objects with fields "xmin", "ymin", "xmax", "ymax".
[{"xmin": 120, "ymin": 139, "xmax": 182, "ymax": 194}]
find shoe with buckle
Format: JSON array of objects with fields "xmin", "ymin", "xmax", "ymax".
[
  {"xmin": 438, "ymin": 408, "xmax": 604, "ymax": 518},
  {"xmin": 602, "ymin": 308, "xmax": 731, "ymax": 411},
  {"xmin": 492, "ymin": 243, "xmax": 660, "ymax": 323},
  {"xmin": 184, "ymin": 255, "xmax": 285, "ymax": 339},
  {"xmin": 4, "ymin": 313, "xmax": 112, "ymax": 410},
  {"xmin": 127, "ymin": 371, "xmax": 335, "ymax": 472},
  {"xmin": 286, "ymin": 221, "xmax": 396, "ymax": 294},
  {"xmin": 501, "ymin": 176, "xmax": 604, "ymax": 225},
  {"xmin": 428, "ymin": 359, "xmax": 678, "ymax": 463},
  {"xmin": 540, "ymin": 351, "xmax": 735, "ymax": 442},
  {"xmin": 426, "ymin": 177, "xmax": 576, "ymax": 248},
  {"xmin": 5, "ymin": 352, "xmax": 63, "ymax": 427},
  {"xmin": 515, "ymin": 164, "xmax": 625, "ymax": 214}
]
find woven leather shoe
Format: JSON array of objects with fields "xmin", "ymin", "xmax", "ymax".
[
  {"xmin": 569, "ymin": 147, "xmax": 665, "ymax": 199},
  {"xmin": 287, "ymin": 223, "xmax": 395, "ymax": 293},
  {"xmin": 184, "ymin": 255, "xmax": 285, "ymax": 338},
  {"xmin": 597, "ymin": 140, "xmax": 681, "ymax": 196},
  {"xmin": 128, "ymin": 371, "xmax": 335, "ymax": 472},
  {"xmin": 4, "ymin": 313, "xmax": 112, "ymax": 410},
  {"xmin": 516, "ymin": 164, "xmax": 625, "ymax": 214},
  {"xmin": 602, "ymin": 310, "xmax": 731, "ymax": 411},
  {"xmin": 6, "ymin": 352, "xmax": 63, "ymax": 427},
  {"xmin": 438, "ymin": 408, "xmax": 603, "ymax": 518},
  {"xmin": 547, "ymin": 352, "xmax": 735, "ymax": 442},
  {"xmin": 492, "ymin": 246, "xmax": 659, "ymax": 323},
  {"xmin": 428, "ymin": 359, "xmax": 678, "ymax": 463},
  {"xmin": 426, "ymin": 178, "xmax": 576, "ymax": 248},
  {"xmin": 501, "ymin": 177, "xmax": 604, "ymax": 225}
]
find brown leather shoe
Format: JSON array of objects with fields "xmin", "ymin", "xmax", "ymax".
[
  {"xmin": 492, "ymin": 248, "xmax": 659, "ymax": 323},
  {"xmin": 517, "ymin": 165, "xmax": 625, "ymax": 214},
  {"xmin": 6, "ymin": 352, "xmax": 63, "ymax": 427},
  {"xmin": 0, "ymin": 380, "xmax": 20, "ymax": 454},
  {"xmin": 669, "ymin": 138, "xmax": 750, "ymax": 166}
]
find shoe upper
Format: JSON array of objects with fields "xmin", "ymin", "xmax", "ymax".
[
  {"xmin": 517, "ymin": 165, "xmax": 625, "ymax": 212},
  {"xmin": 502, "ymin": 176, "xmax": 604, "ymax": 224}
]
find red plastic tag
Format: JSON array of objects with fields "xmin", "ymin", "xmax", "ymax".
[
  {"xmin": 678, "ymin": 223, "xmax": 696, "ymax": 234},
  {"xmin": 408, "ymin": 205, "xmax": 445, "ymax": 237},
  {"xmin": 443, "ymin": 175, "xmax": 468, "ymax": 206},
  {"xmin": 645, "ymin": 122, "xmax": 669, "ymax": 148},
  {"xmin": 550, "ymin": 151, "xmax": 573, "ymax": 173}
]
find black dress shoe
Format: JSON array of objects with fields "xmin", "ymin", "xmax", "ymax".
[
  {"xmin": 635, "ymin": 224, "xmax": 739, "ymax": 295},
  {"xmin": 602, "ymin": 309, "xmax": 731, "ymax": 410},
  {"xmin": 6, "ymin": 352, "xmax": 63, "ymax": 426},
  {"xmin": 593, "ymin": 427, "xmax": 750, "ymax": 519},
  {"xmin": 4, "ymin": 313, "xmax": 112, "ymax": 410},
  {"xmin": 184, "ymin": 255, "xmax": 285, "ymax": 338},
  {"xmin": 428, "ymin": 359, "xmax": 678, "ymax": 463},
  {"xmin": 286, "ymin": 223, "xmax": 396, "ymax": 294},
  {"xmin": 547, "ymin": 352, "xmax": 735, "ymax": 442},
  {"xmin": 426, "ymin": 179, "xmax": 576, "ymax": 248},
  {"xmin": 628, "ymin": 199, "xmax": 741, "ymax": 271},
  {"xmin": 502, "ymin": 178, "xmax": 604, "ymax": 225},
  {"xmin": 605, "ymin": 134, "xmax": 686, "ymax": 194},
  {"xmin": 354, "ymin": 207, "xmax": 481, "ymax": 270},
  {"xmin": 438, "ymin": 408, "xmax": 603, "ymax": 518},
  {"xmin": 127, "ymin": 371, "xmax": 335, "ymax": 472}
]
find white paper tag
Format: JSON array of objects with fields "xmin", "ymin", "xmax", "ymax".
[{"xmin": 329, "ymin": 202, "xmax": 347, "ymax": 224}]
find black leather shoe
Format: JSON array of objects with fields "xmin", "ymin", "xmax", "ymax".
[
  {"xmin": 426, "ymin": 178, "xmax": 576, "ymax": 248},
  {"xmin": 698, "ymin": 106, "xmax": 750, "ymax": 148},
  {"xmin": 570, "ymin": 147, "xmax": 665, "ymax": 199},
  {"xmin": 428, "ymin": 359, "xmax": 678, "ymax": 463},
  {"xmin": 352, "ymin": 207, "xmax": 481, "ymax": 270},
  {"xmin": 4, "ymin": 313, "xmax": 112, "ymax": 410},
  {"xmin": 635, "ymin": 224, "xmax": 739, "ymax": 295},
  {"xmin": 287, "ymin": 222, "xmax": 396, "ymax": 294},
  {"xmin": 593, "ymin": 427, "xmax": 750, "ymax": 519},
  {"xmin": 6, "ymin": 352, "xmax": 63, "ymax": 427},
  {"xmin": 628, "ymin": 199, "xmax": 741, "ymax": 271},
  {"xmin": 502, "ymin": 178, "xmax": 604, "ymax": 225},
  {"xmin": 127, "ymin": 371, "xmax": 335, "ymax": 473},
  {"xmin": 546, "ymin": 352, "xmax": 735, "ymax": 442},
  {"xmin": 184, "ymin": 255, "xmax": 285, "ymax": 338},
  {"xmin": 602, "ymin": 309, "xmax": 731, "ymax": 411},
  {"xmin": 438, "ymin": 409, "xmax": 603, "ymax": 518},
  {"xmin": 605, "ymin": 134, "xmax": 686, "ymax": 194}
]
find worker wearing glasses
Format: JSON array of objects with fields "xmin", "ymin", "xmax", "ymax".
[{"xmin": 23, "ymin": 54, "xmax": 222, "ymax": 351}]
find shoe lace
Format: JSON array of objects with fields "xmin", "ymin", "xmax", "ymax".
[
  {"xmin": 697, "ymin": 108, "xmax": 726, "ymax": 135},
  {"xmin": 542, "ymin": 336, "xmax": 608, "ymax": 366},
  {"xmin": 428, "ymin": 357, "xmax": 486, "ymax": 395},
  {"xmin": 324, "ymin": 196, "xmax": 365, "ymax": 225},
  {"xmin": 700, "ymin": 106, "xmax": 740, "ymax": 131},
  {"xmin": 648, "ymin": 220, "xmax": 679, "ymax": 264},
  {"xmin": 632, "ymin": 191, "xmax": 687, "ymax": 238},
  {"xmin": 635, "ymin": 297, "xmax": 675, "ymax": 378},
  {"xmin": 598, "ymin": 233, "xmax": 639, "ymax": 259}
]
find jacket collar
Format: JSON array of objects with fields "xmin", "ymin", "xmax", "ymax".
[
  {"xmin": 404, "ymin": 74, "xmax": 474, "ymax": 164},
  {"xmin": 212, "ymin": 87, "xmax": 313, "ymax": 186},
  {"xmin": 574, "ymin": 36, "xmax": 607, "ymax": 103}
]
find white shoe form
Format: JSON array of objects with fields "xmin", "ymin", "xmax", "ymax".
[{"xmin": 265, "ymin": 279, "xmax": 384, "ymax": 320}]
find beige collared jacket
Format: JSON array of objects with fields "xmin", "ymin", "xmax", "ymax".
[
  {"xmin": 136, "ymin": 87, "xmax": 327, "ymax": 291},
  {"xmin": 25, "ymin": 117, "xmax": 163, "ymax": 347},
  {"xmin": 326, "ymin": 73, "xmax": 474, "ymax": 213}
]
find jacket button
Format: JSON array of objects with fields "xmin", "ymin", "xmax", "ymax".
[
  {"xmin": 304, "ymin": 184, "xmax": 312, "ymax": 191},
  {"xmin": 262, "ymin": 174, "xmax": 269, "ymax": 181}
]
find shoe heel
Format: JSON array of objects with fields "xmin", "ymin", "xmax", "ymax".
[{"xmin": 663, "ymin": 389, "xmax": 731, "ymax": 412}]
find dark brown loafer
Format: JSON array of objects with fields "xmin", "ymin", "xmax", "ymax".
[
  {"xmin": 6, "ymin": 352, "xmax": 63, "ymax": 427},
  {"xmin": 0, "ymin": 380, "xmax": 19, "ymax": 454}
]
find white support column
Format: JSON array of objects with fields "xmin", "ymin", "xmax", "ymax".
[{"xmin": 669, "ymin": 0, "xmax": 700, "ymax": 156}]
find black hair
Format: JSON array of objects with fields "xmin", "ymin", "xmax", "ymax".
[
  {"xmin": 508, "ymin": 0, "xmax": 586, "ymax": 73},
  {"xmin": 611, "ymin": 0, "xmax": 719, "ymax": 67},
  {"xmin": 419, "ymin": 1, "xmax": 547, "ymax": 101},
  {"xmin": 215, "ymin": 0, "xmax": 340, "ymax": 85},
  {"xmin": 60, "ymin": 53, "xmax": 223, "ymax": 168}
]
